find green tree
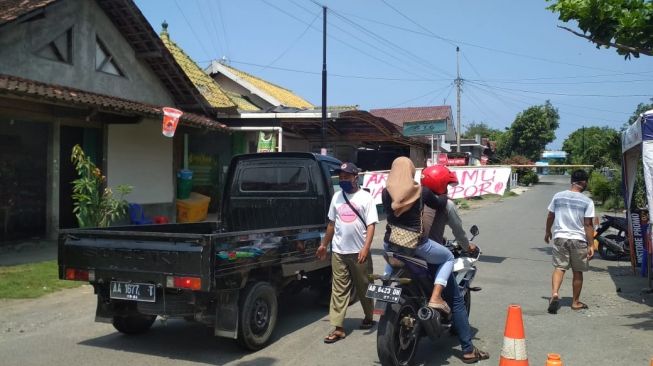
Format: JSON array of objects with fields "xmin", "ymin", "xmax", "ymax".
[
  {"xmin": 624, "ymin": 98, "xmax": 653, "ymax": 128},
  {"xmin": 562, "ymin": 126, "xmax": 621, "ymax": 167},
  {"xmin": 463, "ymin": 121, "xmax": 503, "ymax": 140},
  {"xmin": 71, "ymin": 145, "xmax": 132, "ymax": 228},
  {"xmin": 546, "ymin": 0, "xmax": 653, "ymax": 59},
  {"xmin": 503, "ymin": 101, "xmax": 560, "ymax": 161}
]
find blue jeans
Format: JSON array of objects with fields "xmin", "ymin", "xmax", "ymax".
[
  {"xmin": 443, "ymin": 273, "xmax": 474, "ymax": 353},
  {"xmin": 384, "ymin": 239, "xmax": 454, "ymax": 286}
]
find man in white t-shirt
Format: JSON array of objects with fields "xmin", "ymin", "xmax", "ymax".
[
  {"xmin": 545, "ymin": 169, "xmax": 595, "ymax": 314},
  {"xmin": 316, "ymin": 162, "xmax": 378, "ymax": 343}
]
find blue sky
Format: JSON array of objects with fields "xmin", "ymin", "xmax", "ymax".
[{"xmin": 135, "ymin": 0, "xmax": 653, "ymax": 149}]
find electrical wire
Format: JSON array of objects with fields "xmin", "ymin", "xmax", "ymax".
[
  {"xmin": 216, "ymin": 0, "xmax": 231, "ymax": 58},
  {"xmin": 174, "ymin": 0, "xmax": 213, "ymax": 60},
  {"xmin": 196, "ymin": 0, "xmax": 220, "ymax": 57},
  {"xmin": 467, "ymin": 80, "xmax": 652, "ymax": 98},
  {"xmin": 205, "ymin": 0, "xmax": 226, "ymax": 56},
  {"xmin": 260, "ymin": 0, "xmax": 442, "ymax": 80},
  {"xmin": 390, "ymin": 83, "xmax": 453, "ymax": 108},
  {"xmin": 349, "ymin": 3, "xmax": 644, "ymax": 74},
  {"xmin": 262, "ymin": 10, "xmax": 321, "ymax": 69}
]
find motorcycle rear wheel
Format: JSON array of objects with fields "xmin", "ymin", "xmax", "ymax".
[{"xmin": 377, "ymin": 299, "xmax": 420, "ymax": 366}]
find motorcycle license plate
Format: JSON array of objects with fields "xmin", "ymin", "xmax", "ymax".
[
  {"xmin": 365, "ymin": 283, "xmax": 402, "ymax": 303},
  {"xmin": 110, "ymin": 281, "xmax": 156, "ymax": 302}
]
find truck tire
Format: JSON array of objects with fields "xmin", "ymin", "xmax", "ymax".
[
  {"xmin": 112, "ymin": 314, "xmax": 157, "ymax": 335},
  {"xmin": 237, "ymin": 282, "xmax": 278, "ymax": 351}
]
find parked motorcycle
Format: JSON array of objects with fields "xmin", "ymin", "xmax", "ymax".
[
  {"xmin": 366, "ymin": 226, "xmax": 481, "ymax": 366},
  {"xmin": 594, "ymin": 214, "xmax": 630, "ymax": 260}
]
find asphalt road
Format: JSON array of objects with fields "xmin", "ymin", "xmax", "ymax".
[{"xmin": 1, "ymin": 175, "xmax": 651, "ymax": 365}]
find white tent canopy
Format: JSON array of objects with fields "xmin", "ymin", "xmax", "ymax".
[{"xmin": 621, "ymin": 109, "xmax": 653, "ymax": 282}]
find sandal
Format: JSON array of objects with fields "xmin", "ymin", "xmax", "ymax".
[
  {"xmin": 359, "ymin": 318, "xmax": 376, "ymax": 329},
  {"xmin": 571, "ymin": 302, "xmax": 588, "ymax": 310},
  {"xmin": 462, "ymin": 346, "xmax": 490, "ymax": 364},
  {"xmin": 428, "ymin": 301, "xmax": 451, "ymax": 315},
  {"xmin": 324, "ymin": 330, "xmax": 346, "ymax": 344},
  {"xmin": 547, "ymin": 295, "xmax": 559, "ymax": 314}
]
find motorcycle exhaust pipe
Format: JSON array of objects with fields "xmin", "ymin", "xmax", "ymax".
[{"xmin": 417, "ymin": 306, "xmax": 442, "ymax": 341}]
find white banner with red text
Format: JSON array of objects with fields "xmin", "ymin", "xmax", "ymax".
[{"xmin": 362, "ymin": 166, "xmax": 512, "ymax": 205}]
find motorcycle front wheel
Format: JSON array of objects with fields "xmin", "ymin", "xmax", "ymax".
[{"xmin": 377, "ymin": 299, "xmax": 420, "ymax": 366}]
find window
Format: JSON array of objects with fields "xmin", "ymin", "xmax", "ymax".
[
  {"xmin": 95, "ymin": 37, "xmax": 124, "ymax": 76},
  {"xmin": 240, "ymin": 166, "xmax": 308, "ymax": 192},
  {"xmin": 35, "ymin": 28, "xmax": 72, "ymax": 64}
]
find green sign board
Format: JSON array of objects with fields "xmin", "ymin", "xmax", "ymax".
[{"xmin": 402, "ymin": 119, "xmax": 447, "ymax": 137}]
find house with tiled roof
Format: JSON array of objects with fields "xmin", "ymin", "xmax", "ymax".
[{"xmin": 0, "ymin": 0, "xmax": 229, "ymax": 242}]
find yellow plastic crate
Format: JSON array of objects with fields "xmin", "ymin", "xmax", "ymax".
[{"xmin": 176, "ymin": 192, "xmax": 211, "ymax": 223}]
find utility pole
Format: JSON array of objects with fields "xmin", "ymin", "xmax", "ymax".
[
  {"xmin": 320, "ymin": 6, "xmax": 327, "ymax": 155},
  {"xmin": 455, "ymin": 46, "xmax": 462, "ymax": 153}
]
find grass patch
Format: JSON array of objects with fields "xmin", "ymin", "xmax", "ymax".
[
  {"xmin": 0, "ymin": 260, "xmax": 83, "ymax": 299},
  {"xmin": 503, "ymin": 191, "xmax": 518, "ymax": 197}
]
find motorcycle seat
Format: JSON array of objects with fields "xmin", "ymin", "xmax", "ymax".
[{"xmin": 385, "ymin": 251, "xmax": 429, "ymax": 269}]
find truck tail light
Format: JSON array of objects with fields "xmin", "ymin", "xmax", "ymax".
[
  {"xmin": 65, "ymin": 268, "xmax": 94, "ymax": 282},
  {"xmin": 166, "ymin": 276, "xmax": 201, "ymax": 290}
]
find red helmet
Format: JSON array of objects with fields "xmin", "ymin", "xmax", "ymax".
[{"xmin": 421, "ymin": 165, "xmax": 458, "ymax": 195}]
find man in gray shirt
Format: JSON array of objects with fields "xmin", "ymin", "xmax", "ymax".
[{"xmin": 545, "ymin": 170, "xmax": 595, "ymax": 314}]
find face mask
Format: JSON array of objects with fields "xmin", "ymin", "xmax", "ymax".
[{"xmin": 339, "ymin": 180, "xmax": 355, "ymax": 193}]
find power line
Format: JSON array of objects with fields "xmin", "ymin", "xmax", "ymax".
[
  {"xmin": 216, "ymin": 0, "xmax": 231, "ymax": 57},
  {"xmin": 291, "ymin": 0, "xmax": 451, "ymax": 79},
  {"xmin": 205, "ymin": 0, "xmax": 226, "ymax": 56},
  {"xmin": 390, "ymin": 83, "xmax": 453, "ymax": 108},
  {"xmin": 467, "ymin": 82, "xmax": 624, "ymax": 126},
  {"xmin": 326, "ymin": 8, "xmax": 453, "ymax": 78},
  {"xmin": 380, "ymin": 0, "xmax": 457, "ymax": 48},
  {"xmin": 342, "ymin": 5, "xmax": 642, "ymax": 74},
  {"xmin": 260, "ymin": 0, "xmax": 441, "ymax": 80},
  {"xmin": 219, "ymin": 59, "xmax": 451, "ymax": 82},
  {"xmin": 196, "ymin": 0, "xmax": 219, "ymax": 56},
  {"xmin": 262, "ymin": 10, "xmax": 321, "ymax": 69},
  {"xmin": 174, "ymin": 0, "xmax": 213, "ymax": 60},
  {"xmin": 468, "ymin": 78, "xmax": 653, "ymax": 86},
  {"xmin": 466, "ymin": 80, "xmax": 652, "ymax": 98}
]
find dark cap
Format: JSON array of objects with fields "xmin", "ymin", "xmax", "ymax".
[
  {"xmin": 336, "ymin": 162, "xmax": 361, "ymax": 175},
  {"xmin": 571, "ymin": 169, "xmax": 589, "ymax": 183}
]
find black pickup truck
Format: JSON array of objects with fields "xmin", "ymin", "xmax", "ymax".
[{"xmin": 58, "ymin": 152, "xmax": 342, "ymax": 350}]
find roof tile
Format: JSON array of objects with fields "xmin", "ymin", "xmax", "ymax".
[
  {"xmin": 0, "ymin": 0, "xmax": 57, "ymax": 25},
  {"xmin": 370, "ymin": 106, "xmax": 452, "ymax": 126},
  {"xmin": 0, "ymin": 74, "xmax": 227, "ymax": 130},
  {"xmin": 160, "ymin": 28, "xmax": 239, "ymax": 110},
  {"xmin": 220, "ymin": 63, "xmax": 313, "ymax": 109}
]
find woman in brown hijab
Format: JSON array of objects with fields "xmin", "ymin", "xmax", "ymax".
[{"xmin": 382, "ymin": 157, "xmax": 453, "ymax": 314}]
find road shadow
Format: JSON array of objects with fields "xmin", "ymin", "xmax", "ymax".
[
  {"xmin": 605, "ymin": 264, "xmax": 653, "ymax": 307},
  {"xmin": 531, "ymin": 246, "xmax": 553, "ymax": 255},
  {"xmin": 78, "ymin": 291, "xmax": 326, "ymax": 365},
  {"xmin": 411, "ymin": 326, "xmax": 481, "ymax": 365},
  {"xmin": 624, "ymin": 310, "xmax": 653, "ymax": 331}
]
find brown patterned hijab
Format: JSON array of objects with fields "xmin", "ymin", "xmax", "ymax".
[{"xmin": 386, "ymin": 157, "xmax": 421, "ymax": 217}]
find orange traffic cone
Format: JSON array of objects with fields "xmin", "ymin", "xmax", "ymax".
[
  {"xmin": 499, "ymin": 304, "xmax": 529, "ymax": 366},
  {"xmin": 546, "ymin": 353, "xmax": 562, "ymax": 366}
]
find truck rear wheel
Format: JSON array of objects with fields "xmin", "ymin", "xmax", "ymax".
[
  {"xmin": 237, "ymin": 282, "xmax": 278, "ymax": 351},
  {"xmin": 112, "ymin": 314, "xmax": 157, "ymax": 335}
]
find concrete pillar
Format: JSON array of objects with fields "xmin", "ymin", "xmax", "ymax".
[{"xmin": 46, "ymin": 120, "xmax": 60, "ymax": 240}]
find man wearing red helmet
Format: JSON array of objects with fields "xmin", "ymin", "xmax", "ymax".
[
  {"xmin": 421, "ymin": 165, "xmax": 478, "ymax": 255},
  {"xmin": 420, "ymin": 164, "xmax": 488, "ymax": 363}
]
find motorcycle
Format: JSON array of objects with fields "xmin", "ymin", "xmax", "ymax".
[
  {"xmin": 366, "ymin": 226, "xmax": 481, "ymax": 366},
  {"xmin": 594, "ymin": 214, "xmax": 630, "ymax": 260}
]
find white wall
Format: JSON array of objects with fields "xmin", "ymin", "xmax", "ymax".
[{"xmin": 107, "ymin": 119, "xmax": 173, "ymax": 204}]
